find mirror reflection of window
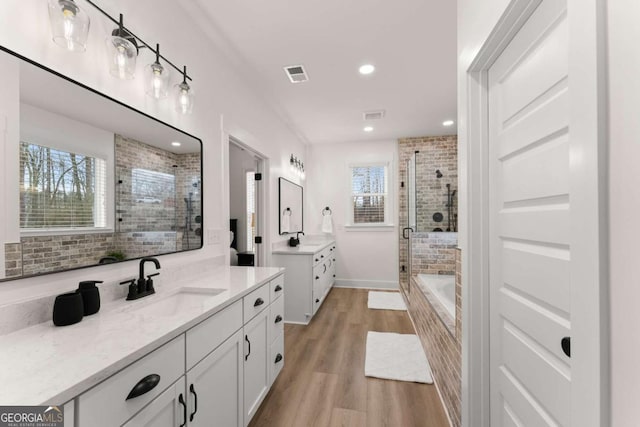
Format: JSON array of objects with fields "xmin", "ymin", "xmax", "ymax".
[{"xmin": 20, "ymin": 142, "xmax": 107, "ymax": 230}]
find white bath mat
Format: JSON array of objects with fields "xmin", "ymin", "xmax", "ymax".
[
  {"xmin": 368, "ymin": 291, "xmax": 407, "ymax": 311},
  {"xmin": 365, "ymin": 331, "xmax": 433, "ymax": 384}
]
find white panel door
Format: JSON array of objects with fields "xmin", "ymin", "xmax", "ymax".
[
  {"xmin": 488, "ymin": 0, "xmax": 602, "ymax": 425},
  {"xmin": 243, "ymin": 309, "xmax": 269, "ymax": 426}
]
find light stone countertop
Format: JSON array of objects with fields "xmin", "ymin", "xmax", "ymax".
[
  {"xmin": 271, "ymin": 238, "xmax": 335, "ymax": 255},
  {"xmin": 0, "ymin": 265, "xmax": 284, "ymax": 406}
]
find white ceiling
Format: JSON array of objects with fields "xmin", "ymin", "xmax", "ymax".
[{"xmin": 188, "ymin": 0, "xmax": 457, "ymax": 144}]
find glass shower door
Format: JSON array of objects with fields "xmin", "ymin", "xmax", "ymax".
[{"xmin": 402, "ymin": 153, "xmax": 417, "ymax": 294}]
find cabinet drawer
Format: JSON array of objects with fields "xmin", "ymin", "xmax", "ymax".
[
  {"xmin": 269, "ymin": 332, "xmax": 284, "ymax": 386},
  {"xmin": 269, "ymin": 294, "xmax": 285, "ymax": 344},
  {"xmin": 243, "ymin": 283, "xmax": 270, "ymax": 323},
  {"xmin": 270, "ymin": 274, "xmax": 285, "ymax": 301},
  {"xmin": 77, "ymin": 335, "xmax": 185, "ymax": 427},
  {"xmin": 186, "ymin": 300, "xmax": 243, "ymax": 369}
]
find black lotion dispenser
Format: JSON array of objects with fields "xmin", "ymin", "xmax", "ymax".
[{"xmin": 77, "ymin": 280, "xmax": 104, "ymax": 315}]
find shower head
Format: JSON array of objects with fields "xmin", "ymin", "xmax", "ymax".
[{"xmin": 436, "ymin": 170, "xmax": 443, "ymax": 178}]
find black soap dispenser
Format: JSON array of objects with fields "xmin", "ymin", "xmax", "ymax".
[{"xmin": 77, "ymin": 280, "xmax": 104, "ymax": 315}]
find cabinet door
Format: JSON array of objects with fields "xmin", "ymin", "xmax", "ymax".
[
  {"xmin": 123, "ymin": 377, "xmax": 187, "ymax": 427},
  {"xmin": 243, "ymin": 309, "xmax": 269, "ymax": 425},
  {"xmin": 187, "ymin": 330, "xmax": 243, "ymax": 427}
]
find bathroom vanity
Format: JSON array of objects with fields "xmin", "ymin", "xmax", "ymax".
[
  {"xmin": 0, "ymin": 267, "xmax": 285, "ymax": 427},
  {"xmin": 272, "ymin": 240, "xmax": 336, "ymax": 324}
]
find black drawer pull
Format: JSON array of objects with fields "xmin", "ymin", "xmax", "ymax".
[
  {"xmin": 275, "ymin": 315, "xmax": 283, "ymax": 323},
  {"xmin": 189, "ymin": 384, "xmax": 198, "ymax": 421},
  {"xmin": 321, "ymin": 255, "xmax": 324, "ymax": 258},
  {"xmin": 315, "ymin": 258, "xmax": 319, "ymax": 262},
  {"xmin": 178, "ymin": 393, "xmax": 187, "ymax": 427},
  {"xmin": 315, "ymin": 276, "xmax": 319, "ymax": 280},
  {"xmin": 245, "ymin": 335, "xmax": 251, "ymax": 361},
  {"xmin": 126, "ymin": 374, "xmax": 160, "ymax": 400},
  {"xmin": 561, "ymin": 337, "xmax": 571, "ymax": 357},
  {"xmin": 333, "ymin": 274, "xmax": 336, "ymax": 278},
  {"xmin": 274, "ymin": 285, "xmax": 282, "ymax": 292},
  {"xmin": 275, "ymin": 353, "xmax": 283, "ymax": 363},
  {"xmin": 254, "ymin": 297, "xmax": 265, "ymax": 307},
  {"xmin": 323, "ymin": 264, "xmax": 327, "ymax": 273},
  {"xmin": 333, "ymin": 258, "xmax": 336, "ymax": 262},
  {"xmin": 315, "ymin": 298, "xmax": 320, "ymax": 303}
]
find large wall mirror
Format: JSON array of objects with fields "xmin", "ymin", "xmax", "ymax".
[
  {"xmin": 0, "ymin": 47, "xmax": 202, "ymax": 281},
  {"xmin": 278, "ymin": 178, "xmax": 303, "ymax": 235}
]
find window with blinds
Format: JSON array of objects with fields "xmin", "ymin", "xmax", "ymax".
[
  {"xmin": 351, "ymin": 164, "xmax": 388, "ymax": 224},
  {"xmin": 20, "ymin": 142, "xmax": 107, "ymax": 230}
]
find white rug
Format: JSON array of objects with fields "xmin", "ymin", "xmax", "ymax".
[
  {"xmin": 367, "ymin": 291, "xmax": 407, "ymax": 311},
  {"xmin": 365, "ymin": 331, "xmax": 433, "ymax": 384}
]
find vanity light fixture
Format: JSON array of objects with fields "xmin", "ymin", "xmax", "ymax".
[
  {"xmin": 145, "ymin": 44, "xmax": 170, "ymax": 99},
  {"xmin": 47, "ymin": 0, "xmax": 90, "ymax": 52},
  {"xmin": 174, "ymin": 66, "xmax": 195, "ymax": 115},
  {"xmin": 106, "ymin": 14, "xmax": 139, "ymax": 80},
  {"xmin": 289, "ymin": 155, "xmax": 305, "ymax": 179}
]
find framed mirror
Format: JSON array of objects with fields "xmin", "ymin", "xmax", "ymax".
[
  {"xmin": 1, "ymin": 46, "xmax": 202, "ymax": 281},
  {"xmin": 278, "ymin": 178, "xmax": 303, "ymax": 235}
]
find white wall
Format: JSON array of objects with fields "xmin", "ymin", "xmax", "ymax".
[
  {"xmin": 0, "ymin": 0, "xmax": 305, "ymax": 302},
  {"xmin": 306, "ymin": 140, "xmax": 398, "ymax": 289},
  {"xmin": 608, "ymin": 0, "xmax": 640, "ymax": 425}
]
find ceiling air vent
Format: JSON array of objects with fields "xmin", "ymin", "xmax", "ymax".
[
  {"xmin": 284, "ymin": 65, "xmax": 309, "ymax": 83},
  {"xmin": 363, "ymin": 110, "xmax": 386, "ymax": 120}
]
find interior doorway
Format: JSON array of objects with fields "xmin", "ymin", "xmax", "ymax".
[{"xmin": 228, "ymin": 137, "xmax": 265, "ymax": 266}]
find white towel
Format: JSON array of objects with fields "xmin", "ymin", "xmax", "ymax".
[
  {"xmin": 281, "ymin": 213, "xmax": 291, "ymax": 233},
  {"xmin": 322, "ymin": 214, "xmax": 333, "ymax": 233}
]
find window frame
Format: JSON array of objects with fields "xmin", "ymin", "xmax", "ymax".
[{"xmin": 346, "ymin": 161, "xmax": 394, "ymax": 230}]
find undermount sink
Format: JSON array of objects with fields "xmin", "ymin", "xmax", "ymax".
[{"xmin": 124, "ymin": 287, "xmax": 226, "ymax": 317}]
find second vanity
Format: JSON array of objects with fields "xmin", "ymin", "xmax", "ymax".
[
  {"xmin": 0, "ymin": 266, "xmax": 285, "ymax": 427},
  {"xmin": 273, "ymin": 240, "xmax": 336, "ymax": 324}
]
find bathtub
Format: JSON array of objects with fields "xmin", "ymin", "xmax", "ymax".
[{"xmin": 416, "ymin": 273, "xmax": 455, "ymax": 320}]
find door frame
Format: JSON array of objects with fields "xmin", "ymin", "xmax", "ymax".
[{"xmin": 463, "ymin": 0, "xmax": 609, "ymax": 426}]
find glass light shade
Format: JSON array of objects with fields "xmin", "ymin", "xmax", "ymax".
[
  {"xmin": 47, "ymin": 0, "xmax": 90, "ymax": 52},
  {"xmin": 174, "ymin": 81, "xmax": 194, "ymax": 115},
  {"xmin": 145, "ymin": 61, "xmax": 170, "ymax": 99},
  {"xmin": 106, "ymin": 36, "xmax": 138, "ymax": 80}
]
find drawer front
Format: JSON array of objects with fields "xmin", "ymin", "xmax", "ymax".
[
  {"xmin": 186, "ymin": 300, "xmax": 243, "ymax": 369},
  {"xmin": 269, "ymin": 294, "xmax": 285, "ymax": 344},
  {"xmin": 77, "ymin": 335, "xmax": 185, "ymax": 427},
  {"xmin": 243, "ymin": 283, "xmax": 270, "ymax": 323},
  {"xmin": 269, "ymin": 332, "xmax": 285, "ymax": 386},
  {"xmin": 270, "ymin": 274, "xmax": 285, "ymax": 302}
]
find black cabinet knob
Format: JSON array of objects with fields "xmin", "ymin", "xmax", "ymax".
[
  {"xmin": 321, "ymin": 255, "xmax": 324, "ymax": 258},
  {"xmin": 275, "ymin": 353, "xmax": 283, "ymax": 363},
  {"xmin": 275, "ymin": 315, "xmax": 283, "ymax": 323},
  {"xmin": 254, "ymin": 298, "xmax": 264, "ymax": 307},
  {"xmin": 274, "ymin": 285, "xmax": 282, "ymax": 292},
  {"xmin": 315, "ymin": 298, "xmax": 320, "ymax": 303},
  {"xmin": 315, "ymin": 258, "xmax": 319, "ymax": 262},
  {"xmin": 315, "ymin": 276, "xmax": 319, "ymax": 280},
  {"xmin": 333, "ymin": 274, "xmax": 336, "ymax": 278}
]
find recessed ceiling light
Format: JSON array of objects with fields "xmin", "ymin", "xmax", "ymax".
[
  {"xmin": 363, "ymin": 126, "xmax": 374, "ymax": 132},
  {"xmin": 171, "ymin": 142, "xmax": 181, "ymax": 146},
  {"xmin": 359, "ymin": 64, "xmax": 375, "ymax": 75},
  {"xmin": 442, "ymin": 120, "xmax": 455, "ymax": 127}
]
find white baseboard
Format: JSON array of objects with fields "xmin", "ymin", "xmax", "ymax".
[{"xmin": 334, "ymin": 279, "xmax": 399, "ymax": 290}]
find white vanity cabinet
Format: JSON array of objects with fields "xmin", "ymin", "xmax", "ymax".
[
  {"xmin": 273, "ymin": 241, "xmax": 336, "ymax": 324},
  {"xmin": 72, "ymin": 273, "xmax": 285, "ymax": 427}
]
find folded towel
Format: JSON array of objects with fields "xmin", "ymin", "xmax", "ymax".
[
  {"xmin": 322, "ymin": 214, "xmax": 333, "ymax": 233},
  {"xmin": 281, "ymin": 213, "xmax": 291, "ymax": 233}
]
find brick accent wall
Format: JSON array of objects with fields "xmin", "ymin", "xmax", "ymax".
[
  {"xmin": 4, "ymin": 243, "xmax": 22, "ymax": 278},
  {"xmin": 402, "ymin": 252, "xmax": 462, "ymax": 427},
  {"xmin": 411, "ymin": 232, "xmax": 458, "ymax": 276},
  {"xmin": 398, "ymin": 135, "xmax": 458, "ymax": 289}
]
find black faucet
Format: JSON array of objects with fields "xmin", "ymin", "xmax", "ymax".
[
  {"xmin": 289, "ymin": 231, "xmax": 305, "ymax": 247},
  {"xmin": 119, "ymin": 257, "xmax": 161, "ymax": 301},
  {"xmin": 139, "ymin": 257, "xmax": 161, "ymax": 292}
]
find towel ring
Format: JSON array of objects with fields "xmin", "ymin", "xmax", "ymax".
[
  {"xmin": 283, "ymin": 208, "xmax": 292, "ymax": 216},
  {"xmin": 322, "ymin": 207, "xmax": 332, "ymax": 216}
]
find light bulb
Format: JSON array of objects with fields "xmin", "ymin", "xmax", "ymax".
[
  {"xmin": 48, "ymin": 0, "xmax": 90, "ymax": 52},
  {"xmin": 174, "ymin": 68, "xmax": 194, "ymax": 114},
  {"xmin": 63, "ymin": 11, "xmax": 75, "ymax": 50},
  {"xmin": 116, "ymin": 46, "xmax": 127, "ymax": 79}
]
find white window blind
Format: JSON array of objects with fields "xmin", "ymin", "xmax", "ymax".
[
  {"xmin": 246, "ymin": 171, "xmax": 256, "ymax": 252},
  {"xmin": 351, "ymin": 164, "xmax": 388, "ymax": 224},
  {"xmin": 20, "ymin": 142, "xmax": 107, "ymax": 229}
]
